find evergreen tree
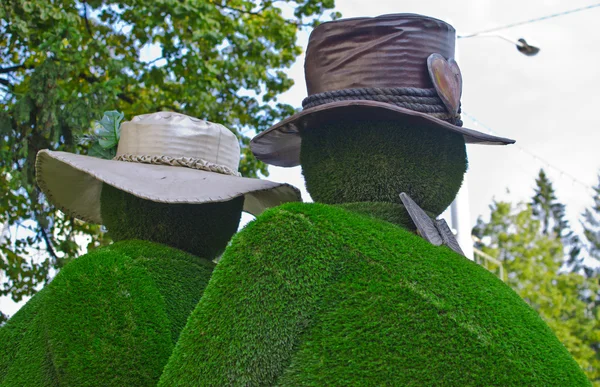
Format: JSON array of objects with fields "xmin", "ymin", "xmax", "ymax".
[
  {"xmin": 582, "ymin": 174, "xmax": 600, "ymax": 262},
  {"xmin": 531, "ymin": 168, "xmax": 582, "ymax": 268},
  {"xmin": 532, "ymin": 169, "xmax": 568, "ymax": 237}
]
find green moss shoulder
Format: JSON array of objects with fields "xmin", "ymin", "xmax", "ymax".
[
  {"xmin": 0, "ymin": 287, "xmax": 57, "ymax": 386},
  {"xmin": 0, "ymin": 240, "xmax": 215, "ymax": 387},
  {"xmin": 160, "ymin": 202, "xmax": 590, "ymax": 386}
]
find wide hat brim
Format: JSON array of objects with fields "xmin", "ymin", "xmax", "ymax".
[
  {"xmin": 36, "ymin": 150, "xmax": 301, "ymax": 224},
  {"xmin": 251, "ymin": 100, "xmax": 515, "ymax": 167}
]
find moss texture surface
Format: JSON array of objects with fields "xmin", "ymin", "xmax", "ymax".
[
  {"xmin": 301, "ymin": 120, "xmax": 468, "ymax": 216},
  {"xmin": 0, "ymin": 288, "xmax": 57, "ymax": 386},
  {"xmin": 101, "ymin": 183, "xmax": 244, "ymax": 258},
  {"xmin": 0, "ymin": 240, "xmax": 215, "ymax": 387},
  {"xmin": 159, "ymin": 202, "xmax": 590, "ymax": 386},
  {"xmin": 336, "ymin": 201, "xmax": 423, "ymax": 230}
]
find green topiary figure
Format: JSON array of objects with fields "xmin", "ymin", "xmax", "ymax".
[
  {"xmin": 159, "ymin": 14, "xmax": 590, "ymax": 386},
  {"xmin": 0, "ymin": 112, "xmax": 300, "ymax": 386}
]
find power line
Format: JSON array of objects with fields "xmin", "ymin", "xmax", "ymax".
[
  {"xmin": 458, "ymin": 2, "xmax": 600, "ymax": 38},
  {"xmin": 462, "ymin": 111, "xmax": 595, "ymax": 192}
]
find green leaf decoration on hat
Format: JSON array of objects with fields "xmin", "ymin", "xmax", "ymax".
[{"xmin": 79, "ymin": 111, "xmax": 125, "ymax": 159}]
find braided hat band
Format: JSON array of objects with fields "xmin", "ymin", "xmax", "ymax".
[
  {"xmin": 302, "ymin": 87, "xmax": 463, "ymax": 127},
  {"xmin": 113, "ymin": 154, "xmax": 241, "ymax": 177}
]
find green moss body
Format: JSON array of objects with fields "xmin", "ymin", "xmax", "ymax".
[
  {"xmin": 159, "ymin": 203, "xmax": 590, "ymax": 386},
  {"xmin": 301, "ymin": 121, "xmax": 468, "ymax": 216},
  {"xmin": 337, "ymin": 201, "xmax": 429, "ymax": 229},
  {"xmin": 0, "ymin": 240, "xmax": 215, "ymax": 386},
  {"xmin": 0, "ymin": 288, "xmax": 57, "ymax": 386}
]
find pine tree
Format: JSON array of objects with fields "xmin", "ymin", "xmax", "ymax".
[
  {"xmin": 582, "ymin": 174, "xmax": 600, "ymax": 263},
  {"xmin": 531, "ymin": 169, "xmax": 581, "ymax": 268},
  {"xmin": 532, "ymin": 169, "xmax": 567, "ymax": 237}
]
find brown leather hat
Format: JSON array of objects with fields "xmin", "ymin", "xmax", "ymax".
[{"xmin": 251, "ymin": 13, "xmax": 515, "ymax": 167}]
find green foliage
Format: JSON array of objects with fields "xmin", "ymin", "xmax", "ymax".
[
  {"xmin": 336, "ymin": 201, "xmax": 416, "ymax": 230},
  {"xmin": 0, "ymin": 287, "xmax": 54, "ymax": 384},
  {"xmin": 532, "ymin": 169, "xmax": 568, "ymax": 237},
  {"xmin": 531, "ymin": 168, "xmax": 582, "ymax": 266},
  {"xmin": 583, "ymin": 174, "xmax": 600, "ymax": 262},
  {"xmin": 100, "ymin": 184, "xmax": 243, "ymax": 259},
  {"xmin": 300, "ymin": 120, "xmax": 467, "ymax": 216},
  {"xmin": 474, "ymin": 201, "xmax": 600, "ymax": 384},
  {"xmin": 0, "ymin": 239, "xmax": 215, "ymax": 386},
  {"xmin": 0, "ymin": 0, "xmax": 337, "ymax": 319},
  {"xmin": 78, "ymin": 110, "xmax": 124, "ymax": 159},
  {"xmin": 159, "ymin": 202, "xmax": 588, "ymax": 386}
]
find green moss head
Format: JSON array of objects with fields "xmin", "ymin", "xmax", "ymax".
[
  {"xmin": 300, "ymin": 120, "xmax": 468, "ymax": 216},
  {"xmin": 100, "ymin": 184, "xmax": 243, "ymax": 259}
]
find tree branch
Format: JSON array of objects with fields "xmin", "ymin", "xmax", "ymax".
[
  {"xmin": 214, "ymin": 3, "xmax": 263, "ymax": 16},
  {"xmin": 78, "ymin": 73, "xmax": 134, "ymax": 104},
  {"xmin": 0, "ymin": 78, "xmax": 13, "ymax": 90},
  {"xmin": 39, "ymin": 225, "xmax": 59, "ymax": 262},
  {"xmin": 146, "ymin": 57, "xmax": 166, "ymax": 65},
  {"xmin": 81, "ymin": 1, "xmax": 93, "ymax": 38},
  {"xmin": 117, "ymin": 93, "xmax": 134, "ymax": 104},
  {"xmin": 213, "ymin": 2, "xmax": 311, "ymax": 27},
  {"xmin": 0, "ymin": 65, "xmax": 25, "ymax": 74}
]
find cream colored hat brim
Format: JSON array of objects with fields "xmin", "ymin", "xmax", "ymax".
[{"xmin": 36, "ymin": 150, "xmax": 301, "ymax": 224}]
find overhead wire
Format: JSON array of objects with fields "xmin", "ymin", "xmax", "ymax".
[{"xmin": 458, "ymin": 2, "xmax": 600, "ymax": 38}]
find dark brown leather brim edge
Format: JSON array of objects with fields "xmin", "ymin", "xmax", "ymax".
[{"xmin": 250, "ymin": 100, "xmax": 516, "ymax": 167}]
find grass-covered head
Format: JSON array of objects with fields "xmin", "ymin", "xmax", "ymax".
[
  {"xmin": 300, "ymin": 120, "xmax": 468, "ymax": 216},
  {"xmin": 100, "ymin": 184, "xmax": 243, "ymax": 259}
]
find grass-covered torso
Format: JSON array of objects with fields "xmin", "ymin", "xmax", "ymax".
[
  {"xmin": 0, "ymin": 184, "xmax": 243, "ymax": 386},
  {"xmin": 159, "ymin": 120, "xmax": 590, "ymax": 386}
]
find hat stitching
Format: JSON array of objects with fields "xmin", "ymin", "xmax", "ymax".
[{"xmin": 36, "ymin": 153, "xmax": 96, "ymax": 223}]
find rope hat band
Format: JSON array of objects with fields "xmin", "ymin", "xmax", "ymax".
[{"xmin": 301, "ymin": 87, "xmax": 463, "ymax": 126}]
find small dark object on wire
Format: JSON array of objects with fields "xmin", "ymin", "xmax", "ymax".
[{"xmin": 516, "ymin": 38, "xmax": 540, "ymax": 56}]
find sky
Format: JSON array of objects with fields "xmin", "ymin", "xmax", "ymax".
[
  {"xmin": 262, "ymin": 0, "xmax": 600, "ymax": 240},
  {"xmin": 3, "ymin": 0, "xmax": 600, "ymax": 318}
]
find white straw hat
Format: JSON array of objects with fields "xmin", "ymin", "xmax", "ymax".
[{"xmin": 36, "ymin": 112, "xmax": 301, "ymax": 224}]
